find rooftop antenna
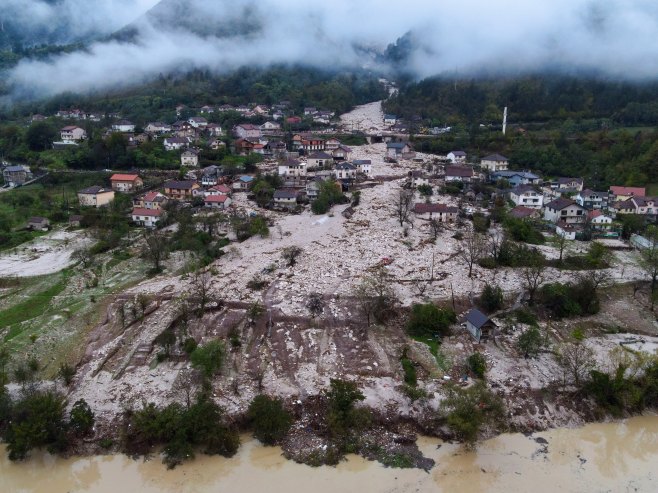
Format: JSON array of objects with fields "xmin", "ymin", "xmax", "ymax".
[{"xmin": 502, "ymin": 106, "xmax": 508, "ymax": 135}]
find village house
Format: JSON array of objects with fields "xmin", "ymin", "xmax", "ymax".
[
  {"xmin": 409, "ymin": 170, "xmax": 429, "ymax": 188},
  {"xmin": 272, "ymin": 110, "xmax": 284, "ymax": 121},
  {"xmin": 444, "ymin": 165, "xmax": 474, "ymax": 183},
  {"xmin": 209, "ymin": 139, "xmax": 227, "ymax": 151},
  {"xmin": 206, "ymin": 123, "xmax": 223, "ymax": 137},
  {"xmin": 413, "ymin": 203, "xmax": 458, "ymax": 222},
  {"xmin": 145, "ymin": 122, "xmax": 172, "ymax": 134},
  {"xmin": 480, "ymin": 154, "xmax": 509, "ymax": 172},
  {"xmin": 556, "ymin": 221, "xmax": 584, "ymax": 241},
  {"xmin": 325, "ymin": 138, "xmax": 342, "ymax": 151},
  {"xmin": 201, "ymin": 166, "xmax": 223, "ymax": 186},
  {"xmin": 609, "ymin": 199, "xmax": 637, "ymax": 217},
  {"xmin": 2, "ymin": 165, "xmax": 33, "ymax": 186},
  {"xmin": 172, "ymin": 121, "xmax": 196, "ymax": 138},
  {"xmin": 188, "ymin": 116, "xmax": 208, "ymax": 129},
  {"xmin": 588, "ymin": 210, "xmax": 613, "ymax": 231},
  {"xmin": 163, "ymin": 180, "xmax": 201, "ymax": 201},
  {"xmin": 286, "ymin": 116, "xmax": 302, "ymax": 125},
  {"xmin": 273, "ymin": 189, "xmax": 299, "ymax": 208},
  {"xmin": 509, "ymin": 185, "xmax": 543, "ymax": 209},
  {"xmin": 78, "ymin": 186, "xmax": 115, "ymax": 207},
  {"xmin": 631, "ymin": 196, "xmax": 658, "ymax": 220},
  {"xmin": 200, "ymin": 105, "xmax": 215, "ymax": 114},
  {"xmin": 313, "ymin": 112, "xmax": 333, "ymax": 124},
  {"xmin": 575, "ymin": 189, "xmax": 607, "ymax": 210},
  {"xmin": 233, "ymin": 124, "xmax": 262, "ymax": 139},
  {"xmin": 354, "ymin": 159, "xmax": 372, "ymax": 176},
  {"xmin": 266, "ymin": 140, "xmax": 288, "ymax": 159},
  {"xmin": 205, "ymin": 184, "xmax": 231, "ymax": 197},
  {"xmin": 131, "ymin": 208, "xmax": 163, "ymax": 228},
  {"xmin": 260, "ymin": 121, "xmax": 281, "ymax": 134},
  {"xmin": 491, "ymin": 170, "xmax": 541, "ymax": 187},
  {"xmin": 27, "ymin": 216, "xmax": 50, "ymax": 231},
  {"xmin": 554, "ymin": 177, "xmax": 584, "ymax": 192},
  {"xmin": 386, "ymin": 142, "xmax": 413, "ymax": 160},
  {"xmin": 306, "ymin": 177, "xmax": 324, "ymax": 200},
  {"xmin": 278, "ymin": 159, "xmax": 307, "ymax": 178},
  {"xmin": 253, "ymin": 105, "xmax": 270, "ymax": 116},
  {"xmin": 334, "ymin": 162, "xmax": 357, "ymax": 180},
  {"xmin": 60, "ymin": 126, "xmax": 87, "ymax": 142},
  {"xmin": 332, "ymin": 145, "xmax": 352, "ymax": 161},
  {"xmin": 133, "ymin": 191, "xmax": 167, "ymax": 210},
  {"xmin": 31, "ymin": 114, "xmax": 46, "ymax": 123},
  {"xmin": 465, "ymin": 308, "xmax": 496, "ymax": 343},
  {"xmin": 304, "ymin": 107, "xmax": 317, "ymax": 116},
  {"xmin": 68, "ymin": 215, "xmax": 83, "ymax": 227},
  {"xmin": 181, "ymin": 149, "xmax": 200, "ymax": 167},
  {"xmin": 307, "ymin": 152, "xmax": 333, "ymax": 169},
  {"xmin": 234, "ymin": 138, "xmax": 257, "ymax": 155},
  {"xmin": 233, "ymin": 175, "xmax": 255, "ymax": 191},
  {"xmin": 293, "ymin": 134, "xmax": 325, "ymax": 153},
  {"xmin": 164, "ymin": 136, "xmax": 192, "ymax": 151},
  {"xmin": 112, "ymin": 120, "xmax": 135, "ymax": 133},
  {"xmin": 509, "ymin": 206, "xmax": 540, "ymax": 220},
  {"xmin": 609, "ymin": 186, "xmax": 646, "ymax": 202},
  {"xmin": 543, "ymin": 197, "xmax": 587, "ymax": 223},
  {"xmin": 204, "ymin": 194, "xmax": 232, "ymax": 210},
  {"xmin": 384, "ymin": 114, "xmax": 397, "ymax": 126},
  {"xmin": 447, "ymin": 151, "xmax": 467, "ymax": 163},
  {"xmin": 110, "ymin": 174, "xmax": 143, "ymax": 192}
]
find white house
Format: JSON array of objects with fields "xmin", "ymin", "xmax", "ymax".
[
  {"xmin": 273, "ymin": 189, "xmax": 299, "ymax": 208},
  {"xmin": 233, "ymin": 124, "xmax": 262, "ymax": 139},
  {"xmin": 544, "ymin": 198, "xmax": 587, "ymax": 224},
  {"xmin": 112, "ymin": 120, "xmax": 135, "ymax": 133},
  {"xmin": 384, "ymin": 114, "xmax": 397, "ymax": 125},
  {"xmin": 260, "ymin": 121, "xmax": 281, "ymax": 133},
  {"xmin": 509, "ymin": 185, "xmax": 544, "ymax": 209},
  {"xmin": 354, "ymin": 159, "xmax": 372, "ymax": 176},
  {"xmin": 447, "ymin": 151, "xmax": 467, "ymax": 163},
  {"xmin": 480, "ymin": 154, "xmax": 509, "ymax": 172},
  {"xmin": 332, "ymin": 145, "xmax": 352, "ymax": 161},
  {"xmin": 164, "ymin": 136, "xmax": 191, "ymax": 151},
  {"xmin": 556, "ymin": 221, "xmax": 583, "ymax": 241},
  {"xmin": 60, "ymin": 126, "xmax": 87, "ymax": 142},
  {"xmin": 278, "ymin": 159, "xmax": 307, "ymax": 178},
  {"xmin": 588, "ymin": 210, "xmax": 613, "ymax": 231},
  {"xmin": 204, "ymin": 195, "xmax": 232, "ymax": 209},
  {"xmin": 413, "ymin": 203, "xmax": 458, "ymax": 222},
  {"xmin": 335, "ymin": 162, "xmax": 357, "ymax": 180},
  {"xmin": 188, "ymin": 116, "xmax": 208, "ymax": 128},
  {"xmin": 307, "ymin": 152, "xmax": 333, "ymax": 169},
  {"xmin": 575, "ymin": 189, "xmax": 607, "ymax": 210},
  {"xmin": 131, "ymin": 208, "xmax": 163, "ymax": 228},
  {"xmin": 145, "ymin": 122, "xmax": 172, "ymax": 134},
  {"xmin": 386, "ymin": 142, "xmax": 413, "ymax": 160},
  {"xmin": 444, "ymin": 166, "xmax": 474, "ymax": 183},
  {"xmin": 181, "ymin": 149, "xmax": 199, "ymax": 167},
  {"xmin": 409, "ymin": 170, "xmax": 429, "ymax": 188}
]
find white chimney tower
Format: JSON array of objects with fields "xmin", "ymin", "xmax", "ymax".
[{"xmin": 502, "ymin": 106, "xmax": 508, "ymax": 135}]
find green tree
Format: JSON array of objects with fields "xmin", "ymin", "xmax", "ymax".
[
  {"xmin": 247, "ymin": 395, "xmax": 292, "ymax": 445},
  {"xmin": 479, "ymin": 284, "xmax": 503, "ymax": 313},
  {"xmin": 441, "ymin": 382, "xmax": 505, "ymax": 448},
  {"xmin": 406, "ymin": 303, "xmax": 456, "ymax": 338},
  {"xmin": 467, "ymin": 353, "xmax": 487, "ymax": 378},
  {"xmin": 190, "ymin": 340, "xmax": 225, "ymax": 380},
  {"xmin": 517, "ymin": 326, "xmax": 543, "ymax": 358},
  {"xmin": 326, "ymin": 379, "xmax": 369, "ymax": 440},
  {"xmin": 25, "ymin": 122, "xmax": 56, "ymax": 151},
  {"xmin": 69, "ymin": 399, "xmax": 95, "ymax": 436}
]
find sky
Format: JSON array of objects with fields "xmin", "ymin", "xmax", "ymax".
[{"xmin": 7, "ymin": 0, "xmax": 658, "ymax": 99}]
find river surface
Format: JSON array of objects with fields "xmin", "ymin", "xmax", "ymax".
[{"xmin": 2, "ymin": 415, "xmax": 657, "ymax": 493}]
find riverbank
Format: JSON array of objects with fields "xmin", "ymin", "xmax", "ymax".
[{"xmin": 2, "ymin": 416, "xmax": 657, "ymax": 493}]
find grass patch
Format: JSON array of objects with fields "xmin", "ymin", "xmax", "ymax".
[{"xmin": 0, "ymin": 272, "xmax": 70, "ymax": 335}]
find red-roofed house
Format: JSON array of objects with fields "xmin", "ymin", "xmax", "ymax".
[
  {"xmin": 131, "ymin": 208, "xmax": 163, "ymax": 228},
  {"xmin": 110, "ymin": 174, "xmax": 144, "ymax": 192},
  {"xmin": 133, "ymin": 191, "xmax": 167, "ymax": 210},
  {"xmin": 609, "ymin": 186, "xmax": 646, "ymax": 202},
  {"xmin": 205, "ymin": 184, "xmax": 231, "ymax": 197},
  {"xmin": 204, "ymin": 194, "xmax": 232, "ymax": 209},
  {"xmin": 413, "ymin": 203, "xmax": 458, "ymax": 222}
]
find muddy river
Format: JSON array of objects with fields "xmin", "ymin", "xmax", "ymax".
[{"xmin": 2, "ymin": 415, "xmax": 657, "ymax": 493}]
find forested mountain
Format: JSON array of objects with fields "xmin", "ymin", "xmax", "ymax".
[{"xmin": 385, "ymin": 76, "xmax": 658, "ymax": 126}]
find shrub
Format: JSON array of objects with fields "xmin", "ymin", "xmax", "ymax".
[
  {"xmin": 400, "ymin": 350, "xmax": 417, "ymax": 386},
  {"xmin": 504, "ymin": 218, "xmax": 545, "ymax": 244},
  {"xmin": 514, "ymin": 308, "xmax": 538, "ymax": 325},
  {"xmin": 326, "ymin": 379, "xmax": 369, "ymax": 440},
  {"xmin": 479, "ymin": 284, "xmax": 503, "ymax": 313},
  {"xmin": 190, "ymin": 340, "xmax": 225, "ymax": 380},
  {"xmin": 517, "ymin": 326, "xmax": 543, "ymax": 358},
  {"xmin": 467, "ymin": 353, "xmax": 487, "ymax": 378},
  {"xmin": 58, "ymin": 363, "xmax": 76, "ymax": 386},
  {"xmin": 70, "ymin": 399, "xmax": 95, "ymax": 436},
  {"xmin": 247, "ymin": 395, "xmax": 292, "ymax": 445},
  {"xmin": 406, "ymin": 304, "xmax": 456, "ymax": 338},
  {"xmin": 182, "ymin": 337, "xmax": 198, "ymax": 354}
]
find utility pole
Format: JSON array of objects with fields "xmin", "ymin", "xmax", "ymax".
[{"xmin": 502, "ymin": 106, "xmax": 508, "ymax": 135}]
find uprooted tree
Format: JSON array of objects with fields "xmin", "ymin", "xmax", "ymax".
[
  {"xmin": 394, "ymin": 188, "xmax": 414, "ymax": 228},
  {"xmin": 459, "ymin": 230, "xmax": 486, "ymax": 278},
  {"xmin": 353, "ymin": 265, "xmax": 398, "ymax": 326}
]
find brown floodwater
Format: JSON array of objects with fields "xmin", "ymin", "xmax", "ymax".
[{"xmin": 2, "ymin": 415, "xmax": 657, "ymax": 493}]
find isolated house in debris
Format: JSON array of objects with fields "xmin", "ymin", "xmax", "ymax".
[{"xmin": 465, "ymin": 308, "xmax": 496, "ymax": 343}]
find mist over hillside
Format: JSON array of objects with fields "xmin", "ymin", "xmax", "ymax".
[{"xmin": 6, "ymin": 0, "xmax": 658, "ymax": 100}]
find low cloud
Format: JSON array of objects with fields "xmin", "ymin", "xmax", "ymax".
[{"xmin": 8, "ymin": 0, "xmax": 658, "ymax": 99}]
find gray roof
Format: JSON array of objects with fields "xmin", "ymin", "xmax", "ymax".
[
  {"xmin": 336, "ymin": 162, "xmax": 356, "ymax": 170},
  {"xmin": 387, "ymin": 142, "xmax": 408, "ymax": 149},
  {"xmin": 79, "ymin": 186, "xmax": 109, "ymax": 194},
  {"xmin": 274, "ymin": 189, "xmax": 298, "ymax": 199},
  {"xmin": 492, "ymin": 170, "xmax": 540, "ymax": 180},
  {"xmin": 308, "ymin": 152, "xmax": 333, "ymax": 159},
  {"xmin": 4, "ymin": 165, "xmax": 27, "ymax": 172},
  {"xmin": 466, "ymin": 308, "xmax": 490, "ymax": 329},
  {"xmin": 482, "ymin": 153, "xmax": 508, "ymax": 162}
]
